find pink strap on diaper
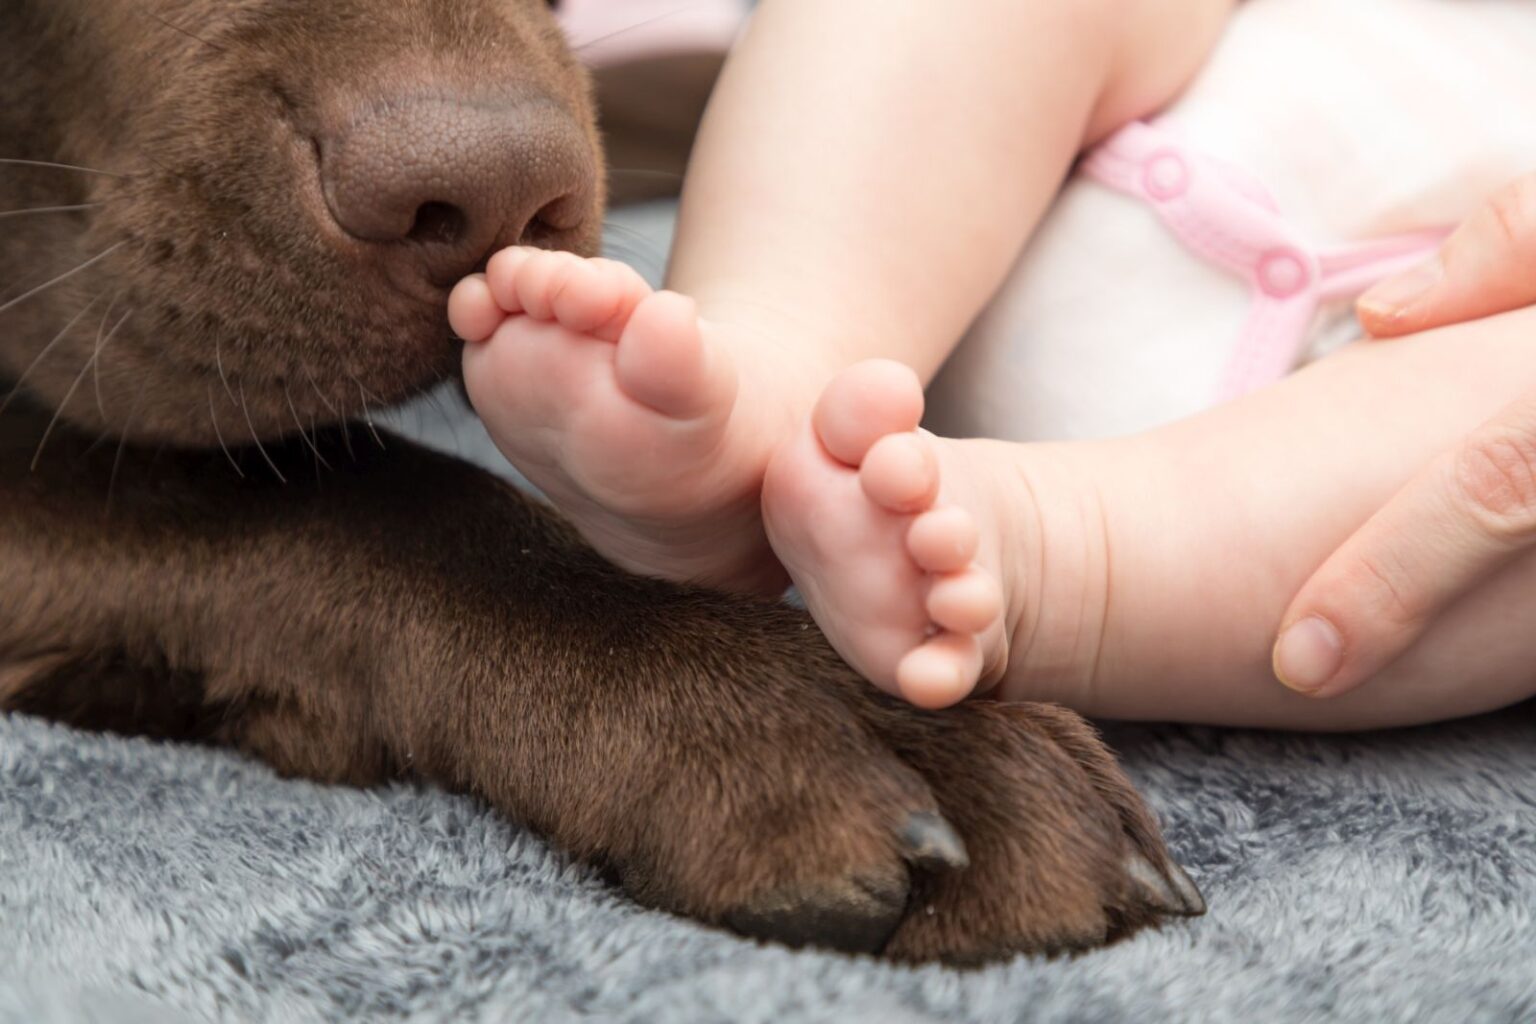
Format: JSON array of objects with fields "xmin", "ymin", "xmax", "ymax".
[{"xmin": 1082, "ymin": 122, "xmax": 1450, "ymax": 401}]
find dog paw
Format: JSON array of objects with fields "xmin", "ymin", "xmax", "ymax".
[
  {"xmin": 858, "ymin": 698, "xmax": 1202, "ymax": 962},
  {"xmin": 534, "ymin": 634, "xmax": 974, "ymax": 954},
  {"xmin": 414, "ymin": 525, "xmax": 1200, "ymax": 965},
  {"xmin": 510, "ymin": 604, "xmax": 1200, "ymax": 962}
]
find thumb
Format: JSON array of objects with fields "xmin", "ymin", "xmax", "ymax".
[{"xmin": 1358, "ymin": 172, "xmax": 1536, "ymax": 338}]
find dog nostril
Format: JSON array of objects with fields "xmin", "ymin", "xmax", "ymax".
[
  {"xmin": 408, "ymin": 202, "xmax": 469, "ymax": 246},
  {"xmin": 520, "ymin": 218, "xmax": 553, "ymax": 248},
  {"xmin": 520, "ymin": 196, "xmax": 578, "ymax": 247}
]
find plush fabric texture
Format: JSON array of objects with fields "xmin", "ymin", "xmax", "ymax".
[
  {"xmin": 6, "ymin": 212, "xmax": 1534, "ymax": 1023},
  {"xmin": 3, "ymin": 703, "xmax": 1533, "ymax": 1024}
]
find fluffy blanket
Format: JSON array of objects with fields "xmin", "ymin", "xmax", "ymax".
[
  {"xmin": 3, "ymin": 702, "xmax": 1533, "ymax": 1023},
  {"xmin": 5, "ymin": 209, "xmax": 1533, "ymax": 1022}
]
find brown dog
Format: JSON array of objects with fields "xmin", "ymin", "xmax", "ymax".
[{"xmin": 0, "ymin": 0, "xmax": 1202, "ymax": 962}]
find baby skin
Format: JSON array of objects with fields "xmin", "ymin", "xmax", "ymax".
[
  {"xmin": 447, "ymin": 0, "xmax": 1233, "ymax": 596},
  {"xmin": 455, "ymin": 259, "xmax": 1536, "ymax": 728},
  {"xmin": 448, "ymin": 248, "xmax": 810, "ymax": 594},
  {"xmin": 447, "ymin": 257, "xmax": 1017, "ymax": 704}
]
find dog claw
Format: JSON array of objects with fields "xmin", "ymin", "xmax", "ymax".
[
  {"xmin": 723, "ymin": 872, "xmax": 910, "ymax": 954},
  {"xmin": 898, "ymin": 811, "xmax": 969, "ymax": 872},
  {"xmin": 1165, "ymin": 859, "xmax": 1206, "ymax": 915},
  {"xmin": 1124, "ymin": 852, "xmax": 1205, "ymax": 917},
  {"xmin": 724, "ymin": 812, "xmax": 966, "ymax": 953}
]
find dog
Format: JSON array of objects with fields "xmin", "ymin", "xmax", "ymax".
[{"xmin": 0, "ymin": 0, "xmax": 1201, "ymax": 962}]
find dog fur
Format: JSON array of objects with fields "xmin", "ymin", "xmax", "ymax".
[{"xmin": 0, "ymin": 0, "xmax": 1200, "ymax": 962}]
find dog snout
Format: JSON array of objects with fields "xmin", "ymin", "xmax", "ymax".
[{"xmin": 318, "ymin": 93, "xmax": 598, "ymax": 290}]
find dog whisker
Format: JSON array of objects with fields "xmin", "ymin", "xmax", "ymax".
[
  {"xmin": 301, "ymin": 356, "xmax": 357, "ymax": 462},
  {"xmin": 308, "ymin": 412, "xmax": 328, "ymax": 483},
  {"xmin": 569, "ymin": 4, "xmax": 708, "ymax": 55},
  {"xmin": 214, "ymin": 336, "xmax": 239, "ymax": 404},
  {"xmin": 94, "ymin": 312, "xmax": 132, "ymax": 425},
  {"xmin": 207, "ymin": 389, "xmax": 246, "ymax": 479},
  {"xmin": 78, "ymin": 431, "xmax": 116, "ymax": 459},
  {"xmin": 600, "ymin": 222, "xmax": 665, "ymax": 272},
  {"xmin": 0, "ymin": 202, "xmax": 108, "ymax": 221},
  {"xmin": 354, "ymin": 380, "xmax": 386, "ymax": 450},
  {"xmin": 424, "ymin": 387, "xmax": 464, "ymax": 454},
  {"xmin": 601, "ymin": 219, "xmax": 664, "ymax": 250},
  {"xmin": 0, "ymin": 241, "xmax": 124, "ymax": 318},
  {"xmin": 285, "ymin": 381, "xmax": 332, "ymax": 471},
  {"xmin": 30, "ymin": 329, "xmax": 120, "ymax": 472},
  {"xmin": 143, "ymin": 11, "xmax": 227, "ymax": 53},
  {"xmin": 0, "ymin": 158, "xmax": 135, "ymax": 179},
  {"xmin": 238, "ymin": 382, "xmax": 288, "ymax": 484},
  {"xmin": 599, "ymin": 242, "xmax": 647, "ymax": 269},
  {"xmin": 0, "ymin": 295, "xmax": 106, "ymax": 417},
  {"xmin": 91, "ymin": 292, "xmax": 125, "ymax": 419},
  {"xmin": 606, "ymin": 167, "xmax": 686, "ymax": 183},
  {"xmin": 299, "ymin": 359, "xmax": 343, "ymax": 420},
  {"xmin": 105, "ymin": 395, "xmax": 146, "ymax": 516},
  {"xmin": 598, "ymin": 238, "xmax": 664, "ymax": 280}
]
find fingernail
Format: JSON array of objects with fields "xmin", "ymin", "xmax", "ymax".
[
  {"xmin": 1273, "ymin": 617, "xmax": 1344, "ymax": 695},
  {"xmin": 1358, "ymin": 258, "xmax": 1443, "ymax": 324}
]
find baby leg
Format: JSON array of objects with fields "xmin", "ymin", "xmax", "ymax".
[
  {"xmin": 769, "ymin": 306, "xmax": 1536, "ymax": 728},
  {"xmin": 1079, "ymin": 305, "xmax": 1536, "ymax": 728},
  {"xmin": 453, "ymin": 0, "xmax": 1235, "ymax": 592}
]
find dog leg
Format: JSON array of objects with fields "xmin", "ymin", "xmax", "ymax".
[{"xmin": 0, "ymin": 407, "xmax": 1198, "ymax": 960}]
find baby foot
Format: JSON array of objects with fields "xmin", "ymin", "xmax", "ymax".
[
  {"xmin": 762, "ymin": 361, "xmax": 1016, "ymax": 709},
  {"xmin": 448, "ymin": 248, "xmax": 800, "ymax": 593}
]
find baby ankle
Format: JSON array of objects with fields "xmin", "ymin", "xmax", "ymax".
[{"xmin": 989, "ymin": 445, "xmax": 1113, "ymax": 709}]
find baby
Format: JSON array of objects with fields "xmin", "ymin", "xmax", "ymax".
[{"xmin": 449, "ymin": 0, "xmax": 1536, "ymax": 727}]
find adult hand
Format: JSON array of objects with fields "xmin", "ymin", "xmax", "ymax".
[
  {"xmin": 1273, "ymin": 172, "xmax": 1536, "ymax": 697},
  {"xmin": 1356, "ymin": 173, "xmax": 1536, "ymax": 338}
]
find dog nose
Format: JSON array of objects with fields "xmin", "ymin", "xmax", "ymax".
[{"xmin": 320, "ymin": 95, "xmax": 597, "ymax": 289}]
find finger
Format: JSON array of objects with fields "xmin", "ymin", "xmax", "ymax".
[
  {"xmin": 1359, "ymin": 172, "xmax": 1536, "ymax": 338},
  {"xmin": 1274, "ymin": 394, "xmax": 1536, "ymax": 697}
]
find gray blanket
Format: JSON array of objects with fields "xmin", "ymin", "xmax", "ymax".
[
  {"xmin": 6, "ymin": 210, "xmax": 1535, "ymax": 1022},
  {"xmin": 3, "ymin": 702, "xmax": 1534, "ymax": 1024}
]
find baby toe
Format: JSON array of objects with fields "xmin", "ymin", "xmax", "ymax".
[
  {"xmin": 584, "ymin": 260, "xmax": 654, "ymax": 341},
  {"xmin": 926, "ymin": 568, "xmax": 1003, "ymax": 634},
  {"xmin": 514, "ymin": 251, "xmax": 584, "ymax": 320},
  {"xmin": 447, "ymin": 273, "xmax": 504, "ymax": 343},
  {"xmin": 590, "ymin": 258, "xmax": 652, "ymax": 298},
  {"xmin": 485, "ymin": 246, "xmax": 537, "ymax": 312},
  {"xmin": 896, "ymin": 633, "xmax": 983, "ymax": 709},
  {"xmin": 906, "ymin": 506, "xmax": 979, "ymax": 573},
  {"xmin": 861, "ymin": 432, "xmax": 940, "ymax": 513},
  {"xmin": 812, "ymin": 360, "xmax": 925, "ymax": 467},
  {"xmin": 547, "ymin": 258, "xmax": 624, "ymax": 335},
  {"xmin": 614, "ymin": 291, "xmax": 732, "ymax": 419}
]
